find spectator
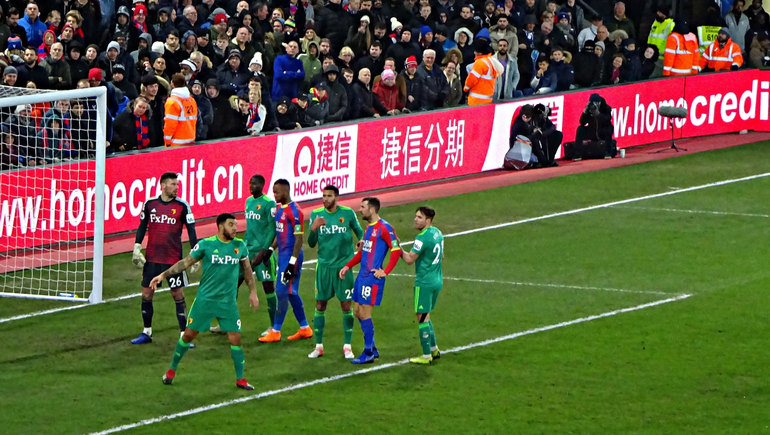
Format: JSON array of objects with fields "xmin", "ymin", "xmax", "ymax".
[
  {"xmin": 69, "ymin": 98, "xmax": 96, "ymax": 158},
  {"xmin": 17, "ymin": 47, "xmax": 48, "ymax": 88},
  {"xmin": 372, "ymin": 68, "xmax": 405, "ymax": 114},
  {"xmin": 725, "ymin": 0, "xmax": 750, "ymax": 52},
  {"xmin": 443, "ymin": 60, "xmax": 463, "ymax": 106},
  {"xmin": 464, "ymin": 39, "xmax": 503, "ymax": 104},
  {"xmin": 534, "ymin": 19, "xmax": 554, "ymax": 53},
  {"xmin": 163, "ymin": 73, "xmax": 198, "ymax": 147},
  {"xmin": 401, "ymin": 55, "xmax": 423, "ymax": 111},
  {"xmin": 386, "ymin": 27, "xmax": 420, "ymax": 73},
  {"xmin": 195, "ymin": 29, "xmax": 215, "ymax": 61},
  {"xmin": 63, "ymin": 10, "xmax": 85, "ymax": 46},
  {"xmin": 573, "ymin": 40, "xmax": 602, "ymax": 87},
  {"xmin": 306, "ymin": 82, "xmax": 330, "ymax": 125},
  {"xmin": 272, "ymin": 38, "xmax": 304, "ymax": 100},
  {"xmin": 524, "ymin": 53, "xmax": 556, "ymax": 95},
  {"xmin": 606, "ymin": 29, "xmax": 628, "ymax": 60},
  {"xmin": 577, "ymin": 14, "xmax": 603, "ymax": 51},
  {"xmin": 292, "ymin": 93, "xmax": 315, "ymax": 128},
  {"xmin": 153, "ymin": 7, "xmax": 176, "ymax": 42},
  {"xmin": 301, "ymin": 23, "xmax": 321, "ymax": 53},
  {"xmin": 354, "ymin": 40, "xmax": 385, "ymax": 79},
  {"xmin": 350, "ymin": 67, "xmax": 388, "ymax": 118},
  {"xmin": 298, "ymin": 40, "xmax": 322, "ymax": 88},
  {"xmin": 435, "ymin": 26, "xmax": 455, "ymax": 54},
  {"xmin": 647, "ymin": 6, "xmax": 674, "ymax": 61},
  {"xmin": 190, "ymin": 50, "xmax": 215, "ymax": 85},
  {"xmin": 97, "ymin": 41, "xmax": 123, "ymax": 82},
  {"xmin": 641, "ymin": 43, "xmax": 663, "ymax": 79},
  {"xmin": 275, "ymin": 95, "xmax": 298, "ymax": 130},
  {"xmin": 84, "ymin": 44, "xmax": 99, "ymax": 70},
  {"xmin": 163, "ymin": 31, "xmax": 187, "ymax": 76},
  {"xmin": 58, "ymin": 24, "xmax": 76, "ymax": 54},
  {"xmin": 205, "ymin": 78, "xmax": 232, "ymax": 139},
  {"xmin": 112, "ymin": 97, "xmax": 153, "ymax": 152},
  {"xmin": 552, "ymin": 12, "xmax": 577, "ymax": 53},
  {"xmin": 2, "ymin": 104, "xmax": 39, "ymax": 165},
  {"xmin": 70, "ymin": 0, "xmax": 101, "ymax": 42},
  {"xmin": 745, "ymin": 0, "xmax": 770, "ymax": 30},
  {"xmin": 190, "ymin": 79, "xmax": 213, "ymax": 140},
  {"xmin": 6, "ymin": 8, "xmax": 29, "ymax": 48},
  {"xmin": 316, "ymin": 0, "xmax": 352, "ymax": 52},
  {"xmin": 622, "ymin": 38, "xmax": 642, "ymax": 81},
  {"xmin": 37, "ymin": 29, "xmax": 55, "ymax": 62},
  {"xmin": 20, "ymin": 2, "xmax": 46, "ymax": 48},
  {"xmin": 454, "ymin": 27, "xmax": 475, "ymax": 76},
  {"xmin": 103, "ymin": 6, "xmax": 140, "ymax": 53},
  {"xmin": 40, "ymin": 42, "xmax": 71, "ymax": 90},
  {"xmin": 38, "ymin": 111, "xmax": 73, "ymax": 162},
  {"xmin": 176, "ymin": 5, "xmax": 201, "ymax": 37},
  {"xmin": 147, "ymin": 56, "xmax": 171, "ymax": 100},
  {"xmin": 111, "ymin": 64, "xmax": 139, "ymax": 100},
  {"xmin": 418, "ymin": 25, "xmax": 444, "ymax": 61},
  {"xmin": 321, "ymin": 64, "xmax": 348, "ymax": 122},
  {"xmin": 748, "ymin": 33, "xmax": 770, "ymax": 68},
  {"xmin": 559, "ymin": 0, "xmax": 586, "ymax": 32},
  {"xmin": 336, "ymin": 46, "xmax": 356, "ymax": 71},
  {"xmin": 492, "ymin": 38, "xmax": 518, "ymax": 101},
  {"xmin": 414, "ymin": 49, "xmax": 449, "ymax": 110},
  {"xmin": 604, "ymin": 53, "xmax": 628, "ymax": 84},
  {"xmin": 246, "ymin": 88, "xmax": 267, "ymax": 135},
  {"xmin": 0, "ymin": 125, "xmax": 17, "ymax": 169},
  {"xmin": 489, "ymin": 15, "xmax": 518, "ymax": 56},
  {"xmin": 452, "ymin": 5, "xmax": 481, "ymax": 36},
  {"xmin": 139, "ymin": 74, "xmax": 163, "ymax": 147},
  {"xmin": 700, "ymin": 27, "xmax": 743, "ymax": 72},
  {"xmin": 2, "ymin": 66, "xmax": 18, "ymax": 87},
  {"xmin": 219, "ymin": 92, "xmax": 250, "ymax": 137},
  {"xmin": 605, "ymin": 1, "xmax": 635, "ymax": 40},
  {"xmin": 549, "ymin": 47, "xmax": 574, "ymax": 91},
  {"xmin": 218, "ymin": 49, "xmax": 251, "ymax": 97},
  {"xmin": 230, "ymin": 26, "xmax": 257, "ymax": 63},
  {"xmin": 345, "ymin": 15, "xmax": 372, "ymax": 58}
]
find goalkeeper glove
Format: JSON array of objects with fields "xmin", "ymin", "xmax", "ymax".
[
  {"xmin": 132, "ymin": 243, "xmax": 146, "ymax": 268},
  {"xmin": 189, "ymin": 262, "xmax": 200, "ymax": 274},
  {"xmin": 262, "ymin": 248, "xmax": 274, "ymax": 266}
]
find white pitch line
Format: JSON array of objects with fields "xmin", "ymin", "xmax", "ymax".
[
  {"xmin": 4, "ymin": 171, "xmax": 768, "ymax": 325},
  {"xmin": 614, "ymin": 205, "xmax": 770, "ymax": 219},
  {"xmin": 90, "ymin": 293, "xmax": 691, "ymax": 435}
]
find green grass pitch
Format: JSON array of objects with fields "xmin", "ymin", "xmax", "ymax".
[{"xmin": 2, "ymin": 142, "xmax": 770, "ymax": 433}]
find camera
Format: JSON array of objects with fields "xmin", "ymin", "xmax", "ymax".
[{"xmin": 585, "ymin": 101, "xmax": 599, "ymax": 114}]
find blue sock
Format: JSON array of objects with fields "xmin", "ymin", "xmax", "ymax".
[
  {"xmin": 273, "ymin": 295, "xmax": 289, "ymax": 331},
  {"xmin": 359, "ymin": 318, "xmax": 374, "ymax": 354},
  {"xmin": 288, "ymin": 293, "xmax": 309, "ymax": 328}
]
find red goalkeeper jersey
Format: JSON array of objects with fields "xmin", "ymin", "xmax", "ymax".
[{"xmin": 135, "ymin": 197, "xmax": 198, "ymax": 265}]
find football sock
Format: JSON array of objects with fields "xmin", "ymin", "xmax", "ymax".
[
  {"xmin": 313, "ymin": 309, "xmax": 325, "ymax": 344},
  {"xmin": 230, "ymin": 345, "xmax": 245, "ymax": 380},
  {"xmin": 359, "ymin": 318, "xmax": 374, "ymax": 352},
  {"xmin": 342, "ymin": 310, "xmax": 355, "ymax": 345},
  {"xmin": 273, "ymin": 295, "xmax": 289, "ymax": 331},
  {"xmin": 265, "ymin": 292, "xmax": 277, "ymax": 326},
  {"xmin": 141, "ymin": 297, "xmax": 153, "ymax": 329},
  {"xmin": 288, "ymin": 293, "xmax": 309, "ymax": 328},
  {"xmin": 419, "ymin": 322, "xmax": 431, "ymax": 356},
  {"xmin": 170, "ymin": 336, "xmax": 191, "ymax": 370},
  {"xmin": 174, "ymin": 298, "xmax": 187, "ymax": 332},
  {"xmin": 429, "ymin": 320, "xmax": 437, "ymax": 349}
]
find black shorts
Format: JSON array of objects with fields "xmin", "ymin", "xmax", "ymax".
[{"xmin": 141, "ymin": 262, "xmax": 189, "ymax": 289}]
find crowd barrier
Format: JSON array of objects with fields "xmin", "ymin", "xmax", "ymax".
[{"xmin": 2, "ymin": 69, "xmax": 769, "ymax": 251}]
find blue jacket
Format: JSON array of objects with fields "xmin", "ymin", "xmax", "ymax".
[
  {"xmin": 272, "ymin": 54, "xmax": 305, "ymax": 100},
  {"xmin": 20, "ymin": 14, "xmax": 47, "ymax": 48}
]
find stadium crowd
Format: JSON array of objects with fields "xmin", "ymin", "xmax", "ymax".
[{"xmin": 0, "ymin": 0, "xmax": 769, "ymax": 165}]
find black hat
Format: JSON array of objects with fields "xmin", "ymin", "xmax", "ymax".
[
  {"xmin": 583, "ymin": 39, "xmax": 596, "ymax": 52},
  {"xmin": 141, "ymin": 74, "xmax": 159, "ymax": 86},
  {"xmin": 473, "ymin": 38, "xmax": 491, "ymax": 54},
  {"xmin": 316, "ymin": 81, "xmax": 328, "ymax": 90},
  {"xmin": 228, "ymin": 49, "xmax": 242, "ymax": 59},
  {"xmin": 205, "ymin": 78, "xmax": 219, "ymax": 88},
  {"xmin": 196, "ymin": 28, "xmax": 210, "ymax": 38},
  {"xmin": 113, "ymin": 64, "xmax": 126, "ymax": 74}
]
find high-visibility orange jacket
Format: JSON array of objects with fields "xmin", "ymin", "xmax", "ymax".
[
  {"xmin": 663, "ymin": 32, "xmax": 700, "ymax": 76},
  {"xmin": 699, "ymin": 37, "xmax": 743, "ymax": 71},
  {"xmin": 163, "ymin": 87, "xmax": 197, "ymax": 146},
  {"xmin": 464, "ymin": 54, "xmax": 503, "ymax": 106}
]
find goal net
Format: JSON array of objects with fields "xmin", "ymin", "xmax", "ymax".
[{"xmin": 0, "ymin": 85, "xmax": 106, "ymax": 303}]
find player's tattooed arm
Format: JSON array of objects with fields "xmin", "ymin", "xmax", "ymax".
[{"xmin": 164, "ymin": 256, "xmax": 198, "ymax": 277}]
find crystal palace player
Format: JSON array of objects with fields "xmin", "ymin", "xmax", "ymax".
[
  {"xmin": 339, "ymin": 197, "xmax": 401, "ymax": 364},
  {"xmin": 131, "ymin": 172, "xmax": 198, "ymax": 345},
  {"xmin": 156, "ymin": 213, "xmax": 260, "ymax": 390},
  {"xmin": 259, "ymin": 179, "xmax": 313, "ymax": 342},
  {"xmin": 306, "ymin": 185, "xmax": 363, "ymax": 359}
]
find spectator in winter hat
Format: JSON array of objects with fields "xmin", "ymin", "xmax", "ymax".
[{"xmin": 3, "ymin": 66, "xmax": 18, "ymax": 86}]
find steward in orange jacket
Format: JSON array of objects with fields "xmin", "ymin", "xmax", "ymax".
[
  {"xmin": 464, "ymin": 39, "xmax": 504, "ymax": 106},
  {"xmin": 700, "ymin": 27, "xmax": 743, "ymax": 72},
  {"xmin": 163, "ymin": 73, "xmax": 197, "ymax": 146},
  {"xmin": 663, "ymin": 18, "xmax": 700, "ymax": 76}
]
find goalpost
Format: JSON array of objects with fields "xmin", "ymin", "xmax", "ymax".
[{"xmin": 0, "ymin": 85, "xmax": 106, "ymax": 303}]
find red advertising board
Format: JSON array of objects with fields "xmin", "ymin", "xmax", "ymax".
[{"xmin": 2, "ymin": 70, "xmax": 769, "ymax": 252}]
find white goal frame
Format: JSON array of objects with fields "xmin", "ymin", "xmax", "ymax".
[{"xmin": 0, "ymin": 86, "xmax": 106, "ymax": 303}]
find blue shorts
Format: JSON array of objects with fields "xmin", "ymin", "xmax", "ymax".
[
  {"xmin": 353, "ymin": 274, "xmax": 385, "ymax": 306},
  {"xmin": 276, "ymin": 251, "xmax": 303, "ymax": 296}
]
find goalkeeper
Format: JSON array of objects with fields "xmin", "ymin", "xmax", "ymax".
[{"xmin": 131, "ymin": 172, "xmax": 198, "ymax": 345}]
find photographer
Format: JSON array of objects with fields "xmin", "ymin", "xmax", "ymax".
[
  {"xmin": 574, "ymin": 93, "xmax": 617, "ymax": 159},
  {"xmin": 508, "ymin": 103, "xmax": 561, "ymax": 168}
]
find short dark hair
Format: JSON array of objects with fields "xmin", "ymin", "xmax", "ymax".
[
  {"xmin": 251, "ymin": 174, "xmax": 265, "ymax": 185},
  {"xmin": 171, "ymin": 73, "xmax": 186, "ymax": 88},
  {"xmin": 416, "ymin": 206, "xmax": 435, "ymax": 220},
  {"xmin": 160, "ymin": 172, "xmax": 177, "ymax": 183},
  {"xmin": 363, "ymin": 196, "xmax": 380, "ymax": 212},
  {"xmin": 274, "ymin": 178, "xmax": 290, "ymax": 188},
  {"xmin": 217, "ymin": 213, "xmax": 236, "ymax": 226},
  {"xmin": 323, "ymin": 184, "xmax": 339, "ymax": 195},
  {"xmin": 370, "ymin": 40, "xmax": 382, "ymax": 48}
]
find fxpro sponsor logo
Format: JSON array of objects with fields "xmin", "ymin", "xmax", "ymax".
[{"xmin": 271, "ymin": 126, "xmax": 358, "ymax": 202}]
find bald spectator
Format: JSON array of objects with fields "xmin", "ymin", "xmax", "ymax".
[{"xmin": 605, "ymin": 2, "xmax": 636, "ymax": 40}]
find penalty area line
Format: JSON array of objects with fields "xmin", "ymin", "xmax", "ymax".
[
  {"xmin": 90, "ymin": 293, "xmax": 691, "ymax": 435},
  {"xmin": 4, "ymin": 170, "xmax": 766, "ymax": 325}
]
